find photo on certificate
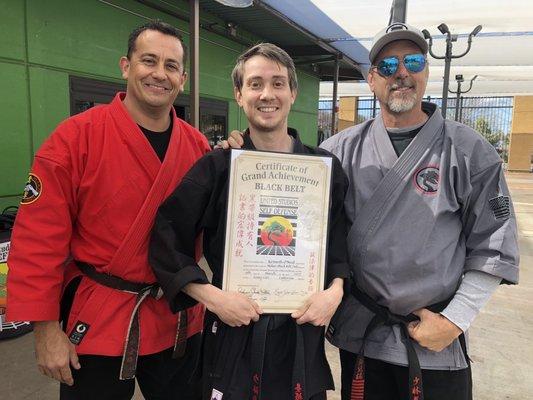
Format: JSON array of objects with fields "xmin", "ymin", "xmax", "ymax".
[{"xmin": 222, "ymin": 149, "xmax": 333, "ymax": 313}]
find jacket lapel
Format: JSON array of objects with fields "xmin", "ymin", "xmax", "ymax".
[
  {"xmin": 107, "ymin": 95, "xmax": 195, "ymax": 274},
  {"xmin": 347, "ymin": 103, "xmax": 444, "ymax": 265}
]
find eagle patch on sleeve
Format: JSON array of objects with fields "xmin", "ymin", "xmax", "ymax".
[
  {"xmin": 21, "ymin": 173, "xmax": 42, "ymax": 205},
  {"xmin": 488, "ymin": 195, "xmax": 510, "ymax": 220}
]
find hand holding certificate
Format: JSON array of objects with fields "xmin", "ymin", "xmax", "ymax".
[{"xmin": 222, "ymin": 149, "xmax": 333, "ymax": 313}]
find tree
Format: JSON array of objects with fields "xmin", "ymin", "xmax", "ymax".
[
  {"xmin": 266, "ymin": 221, "xmax": 285, "ymax": 246},
  {"xmin": 474, "ymin": 117, "xmax": 500, "ymax": 148}
]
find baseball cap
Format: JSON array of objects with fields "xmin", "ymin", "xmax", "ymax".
[{"xmin": 369, "ymin": 22, "xmax": 428, "ymax": 64}]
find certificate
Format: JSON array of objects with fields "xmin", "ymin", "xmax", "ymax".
[{"xmin": 222, "ymin": 149, "xmax": 333, "ymax": 313}]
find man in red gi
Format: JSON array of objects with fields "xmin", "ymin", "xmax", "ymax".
[{"xmin": 6, "ymin": 20, "xmax": 210, "ymax": 400}]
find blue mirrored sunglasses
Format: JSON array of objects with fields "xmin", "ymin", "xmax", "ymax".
[{"xmin": 373, "ymin": 53, "xmax": 426, "ymax": 77}]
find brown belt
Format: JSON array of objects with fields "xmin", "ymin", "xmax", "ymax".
[{"xmin": 75, "ymin": 261, "xmax": 187, "ymax": 380}]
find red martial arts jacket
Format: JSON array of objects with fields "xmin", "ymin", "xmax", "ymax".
[{"xmin": 7, "ymin": 93, "xmax": 210, "ymax": 356}]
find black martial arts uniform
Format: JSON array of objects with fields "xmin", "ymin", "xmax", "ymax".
[{"xmin": 150, "ymin": 129, "xmax": 350, "ymax": 400}]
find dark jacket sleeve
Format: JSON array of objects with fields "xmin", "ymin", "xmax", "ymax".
[
  {"xmin": 149, "ymin": 153, "xmax": 219, "ymax": 312},
  {"xmin": 325, "ymin": 154, "xmax": 350, "ymax": 284}
]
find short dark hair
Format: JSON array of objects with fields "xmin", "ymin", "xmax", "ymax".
[
  {"xmin": 232, "ymin": 43, "xmax": 298, "ymax": 92},
  {"xmin": 127, "ymin": 20, "xmax": 188, "ymax": 68}
]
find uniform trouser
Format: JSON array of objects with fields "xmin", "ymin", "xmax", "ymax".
[
  {"xmin": 59, "ymin": 333, "xmax": 202, "ymax": 400},
  {"xmin": 339, "ymin": 349, "xmax": 472, "ymax": 400}
]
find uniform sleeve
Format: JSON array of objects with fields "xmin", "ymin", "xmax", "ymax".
[
  {"xmin": 325, "ymin": 156, "xmax": 350, "ymax": 284},
  {"xmin": 441, "ymin": 270, "xmax": 501, "ymax": 332},
  {"xmin": 462, "ymin": 162, "xmax": 519, "ymax": 284},
  {"xmin": 6, "ymin": 132, "xmax": 79, "ymax": 322},
  {"xmin": 149, "ymin": 154, "xmax": 217, "ymax": 312}
]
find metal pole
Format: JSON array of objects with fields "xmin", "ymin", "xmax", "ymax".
[
  {"xmin": 372, "ymin": 94, "xmax": 377, "ymax": 118},
  {"xmin": 189, "ymin": 0, "xmax": 199, "ymax": 128},
  {"xmin": 425, "ymin": 25, "xmax": 481, "ymax": 118},
  {"xmin": 330, "ymin": 56, "xmax": 339, "ymax": 137},
  {"xmin": 390, "ymin": 0, "xmax": 407, "ymax": 24},
  {"xmin": 441, "ymin": 38, "xmax": 452, "ymax": 118},
  {"xmin": 454, "ymin": 80, "xmax": 461, "ymax": 121},
  {"xmin": 459, "ymin": 96, "xmax": 464, "ymax": 123}
]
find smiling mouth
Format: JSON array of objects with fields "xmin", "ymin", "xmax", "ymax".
[
  {"xmin": 144, "ymin": 83, "xmax": 171, "ymax": 92},
  {"xmin": 391, "ymin": 86, "xmax": 414, "ymax": 92},
  {"xmin": 257, "ymin": 106, "xmax": 278, "ymax": 113}
]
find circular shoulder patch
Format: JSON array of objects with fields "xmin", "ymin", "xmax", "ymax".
[
  {"xmin": 21, "ymin": 173, "xmax": 43, "ymax": 205},
  {"xmin": 414, "ymin": 166, "xmax": 439, "ymax": 194}
]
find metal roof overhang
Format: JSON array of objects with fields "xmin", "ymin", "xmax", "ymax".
[
  {"xmin": 135, "ymin": 0, "xmax": 365, "ymax": 81},
  {"xmin": 199, "ymin": 0, "xmax": 364, "ymax": 81}
]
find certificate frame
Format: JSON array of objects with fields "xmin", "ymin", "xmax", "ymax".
[{"xmin": 221, "ymin": 149, "xmax": 333, "ymax": 313}]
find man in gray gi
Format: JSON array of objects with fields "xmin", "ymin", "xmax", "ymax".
[{"xmin": 320, "ymin": 23, "xmax": 520, "ymax": 400}]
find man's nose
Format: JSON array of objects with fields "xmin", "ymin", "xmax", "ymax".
[
  {"xmin": 151, "ymin": 62, "xmax": 166, "ymax": 80},
  {"xmin": 259, "ymin": 85, "xmax": 275, "ymax": 100},
  {"xmin": 394, "ymin": 60, "xmax": 410, "ymax": 78}
]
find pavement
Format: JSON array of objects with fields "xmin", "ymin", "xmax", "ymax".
[{"xmin": 1, "ymin": 172, "xmax": 532, "ymax": 399}]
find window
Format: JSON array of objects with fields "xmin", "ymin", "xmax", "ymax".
[{"xmin": 70, "ymin": 76, "xmax": 228, "ymax": 146}]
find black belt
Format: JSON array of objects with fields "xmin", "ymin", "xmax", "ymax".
[
  {"xmin": 75, "ymin": 261, "xmax": 187, "ymax": 380},
  {"xmin": 249, "ymin": 316, "xmax": 306, "ymax": 400},
  {"xmin": 350, "ymin": 284, "xmax": 469, "ymax": 400},
  {"xmin": 208, "ymin": 315, "xmax": 306, "ymax": 400}
]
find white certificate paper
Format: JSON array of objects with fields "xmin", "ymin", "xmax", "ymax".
[{"xmin": 222, "ymin": 149, "xmax": 332, "ymax": 313}]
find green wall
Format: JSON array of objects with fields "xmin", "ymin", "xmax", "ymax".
[{"xmin": 0, "ymin": 0, "xmax": 320, "ymax": 208}]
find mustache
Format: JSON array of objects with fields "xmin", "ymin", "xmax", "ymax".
[{"xmin": 389, "ymin": 79, "xmax": 415, "ymax": 91}]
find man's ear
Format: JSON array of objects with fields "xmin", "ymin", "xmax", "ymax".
[
  {"xmin": 119, "ymin": 56, "xmax": 130, "ymax": 80},
  {"xmin": 234, "ymin": 87, "xmax": 243, "ymax": 107},
  {"xmin": 178, "ymin": 71, "xmax": 188, "ymax": 93},
  {"xmin": 290, "ymin": 89, "xmax": 297, "ymax": 105},
  {"xmin": 367, "ymin": 70, "xmax": 376, "ymax": 93}
]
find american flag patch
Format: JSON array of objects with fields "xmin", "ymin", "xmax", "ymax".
[{"xmin": 488, "ymin": 196, "xmax": 510, "ymax": 220}]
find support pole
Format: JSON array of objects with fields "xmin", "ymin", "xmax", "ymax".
[
  {"xmin": 189, "ymin": 0, "xmax": 199, "ymax": 128},
  {"xmin": 330, "ymin": 56, "xmax": 339, "ymax": 137},
  {"xmin": 454, "ymin": 80, "xmax": 462, "ymax": 121},
  {"xmin": 390, "ymin": 0, "xmax": 407, "ymax": 24},
  {"xmin": 424, "ymin": 25, "xmax": 481, "ymax": 119},
  {"xmin": 441, "ymin": 38, "xmax": 452, "ymax": 118}
]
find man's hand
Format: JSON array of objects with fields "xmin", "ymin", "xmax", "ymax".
[
  {"xmin": 33, "ymin": 321, "xmax": 81, "ymax": 386},
  {"xmin": 407, "ymin": 308, "xmax": 463, "ymax": 352},
  {"xmin": 209, "ymin": 290, "xmax": 263, "ymax": 327},
  {"xmin": 218, "ymin": 130, "xmax": 244, "ymax": 149},
  {"xmin": 292, "ymin": 278, "xmax": 344, "ymax": 326},
  {"xmin": 184, "ymin": 283, "xmax": 262, "ymax": 327}
]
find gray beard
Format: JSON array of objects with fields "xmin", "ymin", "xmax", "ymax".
[{"xmin": 387, "ymin": 93, "xmax": 417, "ymax": 113}]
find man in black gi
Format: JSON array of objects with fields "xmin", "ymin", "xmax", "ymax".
[{"xmin": 149, "ymin": 43, "xmax": 349, "ymax": 400}]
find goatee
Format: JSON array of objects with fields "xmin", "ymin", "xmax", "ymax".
[{"xmin": 387, "ymin": 79, "xmax": 417, "ymax": 113}]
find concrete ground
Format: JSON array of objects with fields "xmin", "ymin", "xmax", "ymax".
[{"xmin": 1, "ymin": 172, "xmax": 532, "ymax": 399}]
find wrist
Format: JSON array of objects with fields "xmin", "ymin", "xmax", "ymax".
[
  {"xmin": 183, "ymin": 282, "xmax": 222, "ymax": 310},
  {"xmin": 328, "ymin": 278, "xmax": 344, "ymax": 294},
  {"xmin": 33, "ymin": 320, "xmax": 60, "ymax": 332},
  {"xmin": 439, "ymin": 313, "xmax": 463, "ymax": 336},
  {"xmin": 203, "ymin": 285, "xmax": 224, "ymax": 311}
]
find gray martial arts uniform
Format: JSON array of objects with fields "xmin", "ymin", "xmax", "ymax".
[{"xmin": 321, "ymin": 102, "xmax": 519, "ymax": 370}]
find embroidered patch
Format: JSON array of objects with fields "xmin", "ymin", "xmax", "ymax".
[
  {"xmin": 414, "ymin": 166, "xmax": 439, "ymax": 194},
  {"xmin": 252, "ymin": 373, "xmax": 260, "ymax": 399},
  {"xmin": 21, "ymin": 173, "xmax": 42, "ymax": 205},
  {"xmin": 294, "ymin": 383, "xmax": 303, "ymax": 400},
  {"xmin": 69, "ymin": 321, "xmax": 90, "ymax": 345},
  {"xmin": 489, "ymin": 195, "xmax": 510, "ymax": 220},
  {"xmin": 210, "ymin": 388, "xmax": 223, "ymax": 400}
]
